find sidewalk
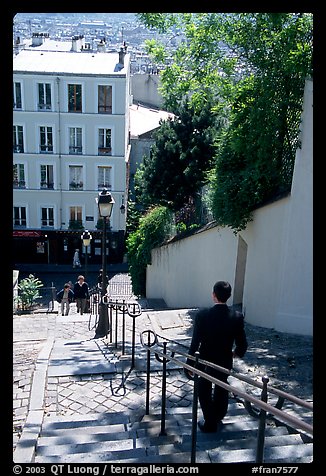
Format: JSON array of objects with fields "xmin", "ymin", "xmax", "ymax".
[{"xmin": 13, "ymin": 296, "xmax": 313, "ymax": 463}]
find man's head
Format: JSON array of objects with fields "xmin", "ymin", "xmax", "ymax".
[
  {"xmin": 78, "ymin": 275, "xmax": 85, "ymax": 282},
  {"xmin": 64, "ymin": 283, "xmax": 70, "ymax": 289},
  {"xmin": 213, "ymin": 281, "xmax": 232, "ymax": 303}
]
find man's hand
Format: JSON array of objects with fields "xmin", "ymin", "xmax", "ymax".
[{"xmin": 184, "ymin": 367, "xmax": 194, "ymax": 379}]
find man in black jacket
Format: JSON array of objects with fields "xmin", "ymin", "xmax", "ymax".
[{"xmin": 186, "ymin": 281, "xmax": 248, "ymax": 433}]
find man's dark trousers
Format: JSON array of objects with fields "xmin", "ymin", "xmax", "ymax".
[{"xmin": 198, "ymin": 368, "xmax": 229, "ymax": 425}]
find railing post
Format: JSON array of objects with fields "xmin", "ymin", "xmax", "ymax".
[
  {"xmin": 145, "ymin": 330, "xmax": 151, "ymax": 415},
  {"xmin": 256, "ymin": 375, "xmax": 269, "ymax": 463},
  {"xmin": 122, "ymin": 300, "xmax": 126, "ymax": 355},
  {"xmin": 160, "ymin": 341, "xmax": 167, "ymax": 436},
  {"xmin": 191, "ymin": 351, "xmax": 200, "ymax": 464},
  {"xmin": 131, "ymin": 314, "xmax": 136, "ymax": 369},
  {"xmin": 115, "ymin": 299, "xmax": 118, "ymax": 348},
  {"xmin": 50, "ymin": 283, "xmax": 55, "ymax": 312}
]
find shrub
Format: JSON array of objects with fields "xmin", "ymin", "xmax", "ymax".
[
  {"xmin": 126, "ymin": 206, "xmax": 172, "ymax": 296},
  {"xmin": 16, "ymin": 274, "xmax": 44, "ymax": 311}
]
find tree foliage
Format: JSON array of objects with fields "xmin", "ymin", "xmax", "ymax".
[
  {"xmin": 126, "ymin": 206, "xmax": 173, "ymax": 296},
  {"xmin": 135, "ymin": 99, "xmax": 218, "ymax": 212},
  {"xmin": 137, "ymin": 13, "xmax": 313, "ymax": 231}
]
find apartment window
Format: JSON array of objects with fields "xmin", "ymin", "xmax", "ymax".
[
  {"xmin": 41, "ymin": 207, "xmax": 54, "ymax": 227},
  {"xmin": 98, "ymin": 166, "xmax": 112, "ymax": 190},
  {"xmin": 40, "ymin": 126, "xmax": 53, "ymax": 153},
  {"xmin": 13, "ymin": 164, "xmax": 25, "ymax": 188},
  {"xmin": 69, "ymin": 165, "xmax": 83, "ymax": 190},
  {"xmin": 68, "ymin": 84, "xmax": 82, "ymax": 112},
  {"xmin": 98, "ymin": 85, "xmax": 112, "ymax": 113},
  {"xmin": 40, "ymin": 165, "xmax": 54, "ymax": 189},
  {"xmin": 38, "ymin": 83, "xmax": 52, "ymax": 110},
  {"xmin": 13, "ymin": 125, "xmax": 24, "ymax": 153},
  {"xmin": 69, "ymin": 127, "xmax": 82, "ymax": 154},
  {"xmin": 13, "ymin": 206, "xmax": 26, "ymax": 227},
  {"xmin": 98, "ymin": 128, "xmax": 112, "ymax": 155},
  {"xmin": 13, "ymin": 82, "xmax": 22, "ymax": 109},
  {"xmin": 69, "ymin": 206, "xmax": 82, "ymax": 229}
]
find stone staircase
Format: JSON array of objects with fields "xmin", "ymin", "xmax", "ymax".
[{"xmin": 34, "ymin": 400, "xmax": 313, "ymax": 464}]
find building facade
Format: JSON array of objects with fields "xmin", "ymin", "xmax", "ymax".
[{"xmin": 13, "ymin": 42, "xmax": 131, "ymax": 265}]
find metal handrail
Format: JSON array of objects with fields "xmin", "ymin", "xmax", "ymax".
[
  {"xmin": 89, "ymin": 287, "xmax": 142, "ymax": 368},
  {"xmin": 152, "ymin": 336, "xmax": 313, "ymax": 411},
  {"xmin": 140, "ymin": 329, "xmax": 313, "ymax": 464}
]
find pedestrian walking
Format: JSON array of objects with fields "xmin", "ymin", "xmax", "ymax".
[
  {"xmin": 186, "ymin": 280, "xmax": 248, "ymax": 433},
  {"xmin": 73, "ymin": 249, "xmax": 81, "ymax": 268},
  {"xmin": 73, "ymin": 275, "xmax": 89, "ymax": 315},
  {"xmin": 56, "ymin": 283, "xmax": 74, "ymax": 316}
]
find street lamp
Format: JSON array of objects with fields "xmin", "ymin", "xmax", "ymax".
[
  {"xmin": 81, "ymin": 229, "xmax": 92, "ymax": 281},
  {"xmin": 94, "ymin": 189, "xmax": 115, "ymax": 339}
]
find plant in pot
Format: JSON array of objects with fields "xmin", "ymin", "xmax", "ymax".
[{"xmin": 15, "ymin": 274, "xmax": 44, "ymax": 313}]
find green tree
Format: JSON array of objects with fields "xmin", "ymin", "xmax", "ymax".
[
  {"xmin": 136, "ymin": 99, "xmax": 218, "ymax": 213},
  {"xmin": 126, "ymin": 206, "xmax": 172, "ymax": 296},
  {"xmin": 138, "ymin": 13, "xmax": 313, "ymax": 231}
]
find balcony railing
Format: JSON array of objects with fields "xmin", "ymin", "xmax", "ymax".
[
  {"xmin": 98, "ymin": 105, "xmax": 112, "ymax": 114},
  {"xmin": 68, "ymin": 219, "xmax": 84, "ymax": 230},
  {"xmin": 38, "ymin": 103, "xmax": 52, "ymax": 111},
  {"xmin": 69, "ymin": 146, "xmax": 83, "ymax": 155},
  {"xmin": 13, "ymin": 221, "xmax": 27, "ymax": 228},
  {"xmin": 69, "ymin": 182, "xmax": 83, "ymax": 190},
  {"xmin": 98, "ymin": 147, "xmax": 112, "ymax": 155},
  {"xmin": 13, "ymin": 180, "xmax": 26, "ymax": 189},
  {"xmin": 98, "ymin": 183, "xmax": 112, "ymax": 190},
  {"xmin": 40, "ymin": 145, "xmax": 53, "ymax": 153},
  {"xmin": 40, "ymin": 181, "xmax": 54, "ymax": 189}
]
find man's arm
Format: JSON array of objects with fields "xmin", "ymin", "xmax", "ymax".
[{"xmin": 233, "ymin": 313, "xmax": 248, "ymax": 358}]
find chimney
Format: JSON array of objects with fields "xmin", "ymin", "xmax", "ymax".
[
  {"xmin": 71, "ymin": 35, "xmax": 85, "ymax": 52},
  {"xmin": 32, "ymin": 32, "xmax": 44, "ymax": 47},
  {"xmin": 118, "ymin": 46, "xmax": 125, "ymax": 66},
  {"xmin": 97, "ymin": 39, "xmax": 106, "ymax": 53}
]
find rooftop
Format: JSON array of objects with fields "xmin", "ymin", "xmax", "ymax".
[
  {"xmin": 129, "ymin": 103, "xmax": 175, "ymax": 137},
  {"xmin": 13, "ymin": 49, "xmax": 129, "ymax": 76}
]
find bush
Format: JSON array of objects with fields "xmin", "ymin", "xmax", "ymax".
[
  {"xmin": 16, "ymin": 274, "xmax": 44, "ymax": 311},
  {"xmin": 126, "ymin": 206, "xmax": 172, "ymax": 296}
]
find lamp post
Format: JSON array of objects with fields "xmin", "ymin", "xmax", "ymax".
[
  {"xmin": 94, "ymin": 189, "xmax": 115, "ymax": 339},
  {"xmin": 81, "ymin": 230, "xmax": 92, "ymax": 281}
]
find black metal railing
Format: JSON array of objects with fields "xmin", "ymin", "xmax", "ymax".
[
  {"xmin": 140, "ymin": 329, "xmax": 313, "ymax": 464},
  {"xmin": 88, "ymin": 286, "xmax": 142, "ymax": 367}
]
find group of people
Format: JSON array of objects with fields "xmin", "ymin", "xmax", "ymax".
[{"xmin": 56, "ymin": 275, "xmax": 90, "ymax": 316}]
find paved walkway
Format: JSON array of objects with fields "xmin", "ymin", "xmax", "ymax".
[
  {"xmin": 13, "ymin": 296, "xmax": 196, "ymax": 459},
  {"xmin": 13, "ymin": 279, "xmax": 313, "ymax": 462}
]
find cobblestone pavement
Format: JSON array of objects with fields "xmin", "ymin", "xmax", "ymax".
[{"xmin": 13, "ymin": 274, "xmax": 313, "ymax": 453}]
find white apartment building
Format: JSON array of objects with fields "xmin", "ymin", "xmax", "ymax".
[{"xmin": 13, "ymin": 41, "xmax": 131, "ymax": 265}]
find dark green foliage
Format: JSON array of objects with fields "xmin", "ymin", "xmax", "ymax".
[
  {"xmin": 136, "ymin": 100, "xmax": 218, "ymax": 212},
  {"xmin": 126, "ymin": 206, "xmax": 173, "ymax": 296}
]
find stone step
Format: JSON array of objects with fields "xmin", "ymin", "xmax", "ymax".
[
  {"xmin": 208, "ymin": 442, "xmax": 313, "ymax": 463},
  {"xmin": 35, "ymin": 449, "xmax": 210, "ymax": 464},
  {"xmin": 41, "ymin": 411, "xmax": 129, "ymax": 430},
  {"xmin": 35, "ymin": 402, "xmax": 313, "ymax": 464}
]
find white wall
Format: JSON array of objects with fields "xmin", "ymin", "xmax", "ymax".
[
  {"xmin": 146, "ymin": 80, "xmax": 313, "ymax": 336},
  {"xmin": 131, "ymin": 74, "xmax": 163, "ymax": 108},
  {"xmin": 274, "ymin": 80, "xmax": 313, "ymax": 335},
  {"xmin": 147, "ymin": 226, "xmax": 238, "ymax": 309}
]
